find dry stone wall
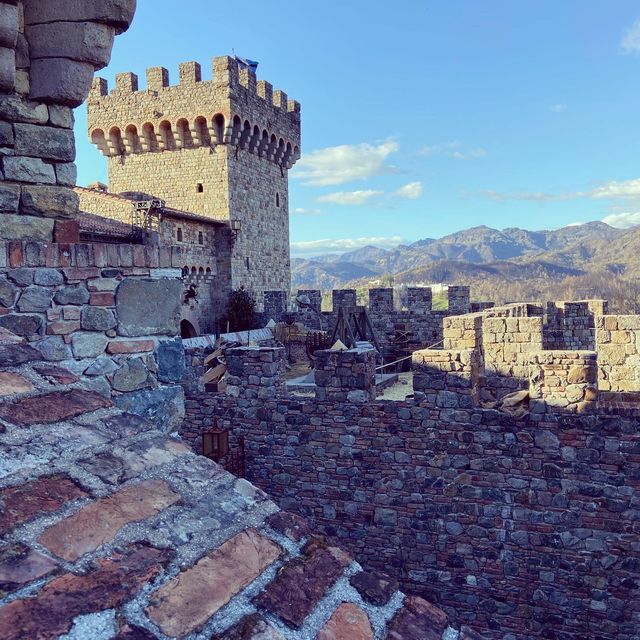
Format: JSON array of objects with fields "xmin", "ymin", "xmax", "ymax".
[
  {"xmin": 181, "ymin": 346, "xmax": 640, "ymax": 640},
  {"xmin": 596, "ymin": 315, "xmax": 640, "ymax": 393}
]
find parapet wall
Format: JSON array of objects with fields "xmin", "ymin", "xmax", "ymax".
[
  {"xmin": 1, "ymin": 238, "xmax": 185, "ymax": 430},
  {"xmin": 181, "ymin": 345, "xmax": 640, "ymax": 640}
]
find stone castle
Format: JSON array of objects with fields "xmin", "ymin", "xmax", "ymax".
[
  {"xmin": 79, "ymin": 54, "xmax": 300, "ymax": 333},
  {"xmin": 0, "ymin": 2, "xmax": 638, "ymax": 639}
]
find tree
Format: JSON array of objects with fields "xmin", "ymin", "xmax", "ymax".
[{"xmin": 226, "ymin": 286, "xmax": 257, "ymax": 332}]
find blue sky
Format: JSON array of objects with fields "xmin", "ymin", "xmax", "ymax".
[{"xmin": 75, "ymin": 1, "xmax": 640, "ymax": 256}]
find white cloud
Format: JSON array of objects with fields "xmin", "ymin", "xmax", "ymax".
[
  {"xmin": 292, "ymin": 140, "xmax": 398, "ymax": 186},
  {"xmin": 481, "ymin": 178, "xmax": 640, "ymax": 203},
  {"xmin": 291, "ymin": 236, "xmax": 405, "ymax": 256},
  {"xmin": 601, "ymin": 211, "xmax": 640, "ymax": 228},
  {"xmin": 621, "ymin": 19, "xmax": 640, "ymax": 54},
  {"xmin": 419, "ymin": 141, "xmax": 486, "ymax": 160},
  {"xmin": 550, "ymin": 104, "xmax": 568, "ymax": 112},
  {"xmin": 589, "ymin": 178, "xmax": 640, "ymax": 199},
  {"xmin": 317, "ymin": 190, "xmax": 384, "ymax": 205},
  {"xmin": 294, "ymin": 207, "xmax": 324, "ymax": 216},
  {"xmin": 395, "ymin": 181, "xmax": 423, "ymax": 199}
]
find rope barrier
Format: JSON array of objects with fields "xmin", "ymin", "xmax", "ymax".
[{"xmin": 375, "ymin": 339, "xmax": 445, "ymax": 371}]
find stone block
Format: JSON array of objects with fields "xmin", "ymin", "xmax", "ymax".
[
  {"xmin": 112, "ymin": 358, "xmax": 149, "ymax": 392},
  {"xmin": 71, "ymin": 332, "xmax": 108, "ymax": 358},
  {"xmin": 3, "ymin": 157, "xmax": 56, "ymax": 184},
  {"xmin": 16, "ymin": 285, "xmax": 53, "ymax": 312},
  {"xmin": 54, "ymin": 162, "xmax": 77, "ymax": 186},
  {"xmin": 53, "ymin": 219, "xmax": 80, "ymax": 243},
  {"xmin": 24, "ymin": 0, "xmax": 137, "ymax": 35},
  {"xmin": 0, "ymin": 3, "xmax": 18, "ymax": 48},
  {"xmin": 26, "ymin": 22, "xmax": 116, "ymax": 68},
  {"xmin": 33, "ymin": 268, "xmax": 63, "ymax": 286},
  {"xmin": 0, "ymin": 46, "xmax": 15, "ymax": 92},
  {"xmin": 0, "ymin": 276, "xmax": 17, "ymax": 306},
  {"xmin": 0, "ymin": 121, "xmax": 13, "ymax": 147},
  {"xmin": 0, "ymin": 96, "xmax": 48, "ymax": 125},
  {"xmin": 116, "ymin": 278, "xmax": 182, "ymax": 337},
  {"xmin": 20, "ymin": 185, "xmax": 78, "ymax": 216},
  {"xmin": 0, "ymin": 184, "xmax": 21, "ymax": 213},
  {"xmin": 81, "ymin": 305, "xmax": 116, "ymax": 331},
  {"xmin": 35, "ymin": 335, "xmax": 72, "ymax": 361},
  {"xmin": 0, "ymin": 313, "xmax": 42, "ymax": 336},
  {"xmin": 54, "ymin": 284, "xmax": 89, "ymax": 305},
  {"xmin": 29, "ymin": 58, "xmax": 95, "ymax": 107},
  {"xmin": 14, "ymin": 123, "xmax": 75, "ymax": 162},
  {"xmin": 156, "ymin": 338, "xmax": 186, "ymax": 383},
  {"xmin": 114, "ymin": 385, "xmax": 185, "ymax": 432}
]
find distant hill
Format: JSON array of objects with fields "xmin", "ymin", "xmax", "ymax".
[
  {"xmin": 291, "ymin": 221, "xmax": 640, "ymax": 311},
  {"xmin": 292, "ymin": 222, "xmax": 628, "ymax": 289}
]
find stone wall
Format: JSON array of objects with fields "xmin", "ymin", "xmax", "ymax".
[
  {"xmin": 0, "ymin": 238, "xmax": 186, "ymax": 430},
  {"xmin": 543, "ymin": 300, "xmax": 607, "ymax": 351},
  {"xmin": 181, "ymin": 346, "xmax": 640, "ymax": 640},
  {"xmin": 529, "ymin": 350, "xmax": 598, "ymax": 414},
  {"xmin": 0, "ymin": 0, "xmax": 135, "ymax": 238},
  {"xmin": 596, "ymin": 315, "xmax": 640, "ymax": 393},
  {"xmin": 314, "ymin": 346, "xmax": 377, "ymax": 403}
]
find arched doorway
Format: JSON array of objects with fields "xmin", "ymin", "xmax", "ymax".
[{"xmin": 180, "ymin": 319, "xmax": 198, "ymax": 339}]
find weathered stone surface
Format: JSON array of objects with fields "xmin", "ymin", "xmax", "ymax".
[
  {"xmin": 33, "ymin": 268, "xmax": 63, "ymax": 286},
  {"xmin": 116, "ymin": 278, "xmax": 182, "ymax": 337},
  {"xmin": 0, "ymin": 213, "xmax": 54, "ymax": 241},
  {"xmin": 107, "ymin": 339, "xmax": 154, "ymax": 354},
  {"xmin": 0, "ymin": 474, "xmax": 87, "ymax": 535},
  {"xmin": 0, "ymin": 46, "xmax": 15, "ymax": 92},
  {"xmin": 0, "ymin": 342, "xmax": 40, "ymax": 365},
  {"xmin": 0, "ymin": 544, "xmax": 58, "ymax": 594},
  {"xmin": 38, "ymin": 480, "xmax": 180, "ymax": 561},
  {"xmin": 3, "ymin": 156, "xmax": 56, "ymax": 184},
  {"xmin": 6, "ymin": 268, "xmax": 33, "ymax": 286},
  {"xmin": 71, "ymin": 331, "xmax": 108, "ymax": 358},
  {"xmin": 0, "ymin": 121, "xmax": 13, "ymax": 147},
  {"xmin": 0, "ymin": 276, "xmax": 17, "ymax": 306},
  {"xmin": 24, "ymin": 0, "xmax": 137, "ymax": 34},
  {"xmin": 156, "ymin": 338, "xmax": 185, "ymax": 382},
  {"xmin": 253, "ymin": 544, "xmax": 350, "ymax": 628},
  {"xmin": 35, "ymin": 335, "xmax": 73, "ymax": 361},
  {"xmin": 317, "ymin": 603, "xmax": 374, "ymax": 640},
  {"xmin": 81, "ymin": 305, "xmax": 116, "ymax": 331},
  {"xmin": 77, "ymin": 436, "xmax": 190, "ymax": 485},
  {"xmin": 49, "ymin": 105, "xmax": 75, "ymax": 129},
  {"xmin": 54, "ymin": 161, "xmax": 77, "ymax": 186},
  {"xmin": 113, "ymin": 623, "xmax": 157, "ymax": 640},
  {"xmin": 84, "ymin": 355, "xmax": 118, "ymax": 376},
  {"xmin": 16, "ymin": 285, "xmax": 53, "ymax": 311},
  {"xmin": 20, "ymin": 184, "xmax": 79, "ymax": 216},
  {"xmin": 112, "ymin": 358, "xmax": 149, "ymax": 392},
  {"xmin": 0, "ymin": 4, "xmax": 18, "ymax": 49},
  {"xmin": 0, "ymin": 96, "xmax": 48, "ymax": 125},
  {"xmin": 32, "ymin": 363, "xmax": 79, "ymax": 384},
  {"xmin": 13, "ymin": 123, "xmax": 75, "ymax": 161},
  {"xmin": 29, "ymin": 58, "xmax": 96, "ymax": 108},
  {"xmin": 0, "ymin": 183, "xmax": 20, "ymax": 212},
  {"xmin": 54, "ymin": 283, "xmax": 90, "ymax": 305},
  {"xmin": 0, "ymin": 371, "xmax": 33, "ymax": 396},
  {"xmin": 0, "ymin": 545, "xmax": 171, "ymax": 640},
  {"xmin": 114, "ymin": 385, "xmax": 184, "ymax": 432},
  {"xmin": 211, "ymin": 613, "xmax": 285, "ymax": 640},
  {"xmin": 266, "ymin": 511, "xmax": 311, "ymax": 542},
  {"xmin": 0, "ymin": 313, "xmax": 42, "ymax": 336},
  {"xmin": 386, "ymin": 595, "xmax": 448, "ymax": 640},
  {"xmin": 349, "ymin": 569, "xmax": 399, "ymax": 607},
  {"xmin": 146, "ymin": 529, "xmax": 281, "ymax": 637},
  {"xmin": 0, "ymin": 389, "xmax": 111, "ymax": 426}
]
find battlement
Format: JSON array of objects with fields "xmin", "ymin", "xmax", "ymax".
[{"xmin": 87, "ymin": 55, "xmax": 301, "ymax": 167}]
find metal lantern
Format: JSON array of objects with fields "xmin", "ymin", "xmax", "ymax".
[{"xmin": 202, "ymin": 417, "xmax": 230, "ymax": 461}]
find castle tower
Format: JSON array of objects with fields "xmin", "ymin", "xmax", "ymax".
[{"xmin": 87, "ymin": 56, "xmax": 301, "ymax": 302}]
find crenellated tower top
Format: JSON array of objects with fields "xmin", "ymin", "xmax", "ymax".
[{"xmin": 87, "ymin": 56, "xmax": 301, "ymax": 168}]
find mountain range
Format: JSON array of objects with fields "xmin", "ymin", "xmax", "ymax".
[{"xmin": 291, "ymin": 222, "xmax": 640, "ymax": 309}]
